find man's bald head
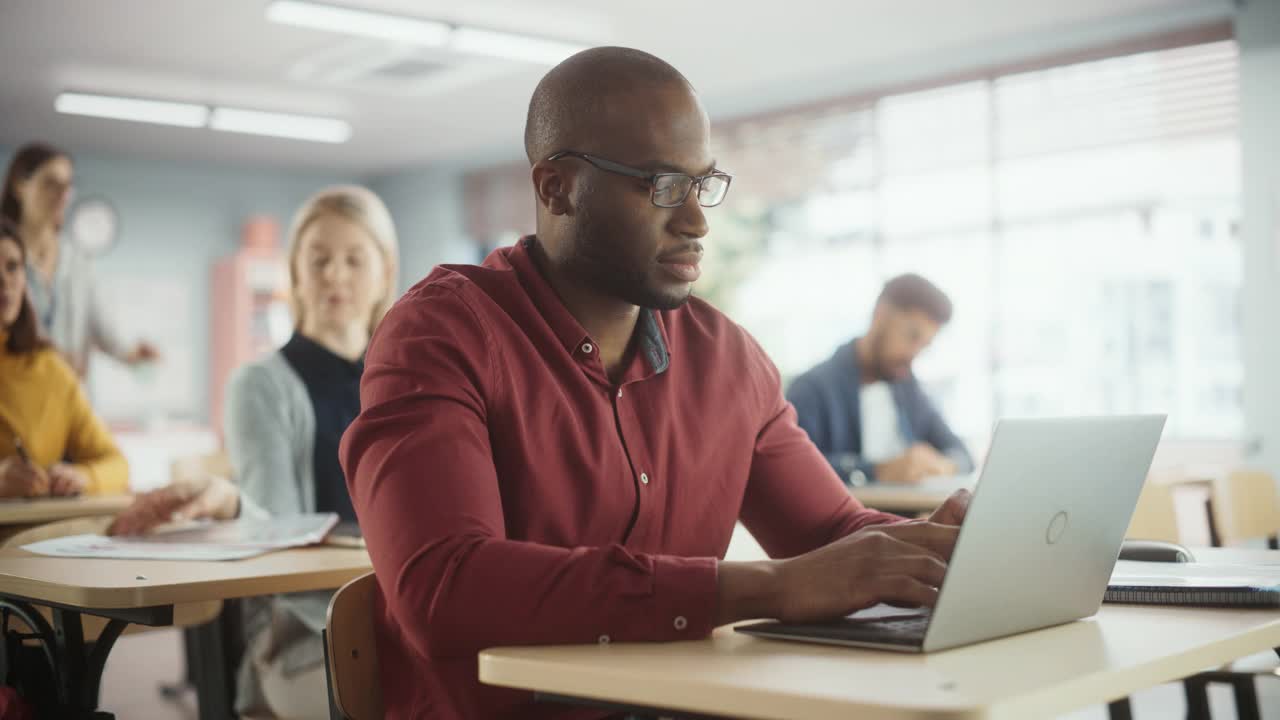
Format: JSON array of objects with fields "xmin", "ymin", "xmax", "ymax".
[{"xmin": 524, "ymin": 46, "xmax": 694, "ymax": 165}]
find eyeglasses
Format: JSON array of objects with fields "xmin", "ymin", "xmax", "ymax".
[{"xmin": 547, "ymin": 151, "xmax": 732, "ymax": 208}]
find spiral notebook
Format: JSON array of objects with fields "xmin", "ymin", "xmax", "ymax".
[{"xmin": 1106, "ymin": 560, "xmax": 1280, "ymax": 608}]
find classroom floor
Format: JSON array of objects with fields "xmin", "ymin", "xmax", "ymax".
[{"xmin": 100, "ymin": 628, "xmax": 1280, "ymax": 719}]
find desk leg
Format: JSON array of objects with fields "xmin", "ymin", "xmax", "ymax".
[
  {"xmin": 1183, "ymin": 676, "xmax": 1211, "ymax": 720},
  {"xmin": 1106, "ymin": 697, "xmax": 1133, "ymax": 720},
  {"xmin": 189, "ymin": 615, "xmax": 234, "ymax": 720},
  {"xmin": 0, "ymin": 599, "xmax": 125, "ymax": 720},
  {"xmin": 158, "ymin": 627, "xmax": 201, "ymax": 701}
]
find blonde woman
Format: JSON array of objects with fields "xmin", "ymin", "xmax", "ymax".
[{"xmin": 111, "ymin": 185, "xmax": 398, "ymax": 719}]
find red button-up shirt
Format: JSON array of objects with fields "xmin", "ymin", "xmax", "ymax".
[{"xmin": 340, "ymin": 237, "xmax": 900, "ymax": 719}]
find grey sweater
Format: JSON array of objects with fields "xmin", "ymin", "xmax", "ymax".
[
  {"xmin": 224, "ymin": 351, "xmax": 334, "ymax": 713},
  {"xmin": 25, "ymin": 243, "xmax": 130, "ymax": 377}
]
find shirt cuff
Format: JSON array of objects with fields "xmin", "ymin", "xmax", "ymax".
[{"xmin": 652, "ymin": 555, "xmax": 718, "ymax": 640}]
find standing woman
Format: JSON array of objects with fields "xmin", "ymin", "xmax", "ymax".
[
  {"xmin": 1, "ymin": 142, "xmax": 158, "ymax": 377},
  {"xmin": 0, "ymin": 218, "xmax": 128, "ymax": 498},
  {"xmin": 111, "ymin": 186, "xmax": 399, "ymax": 719}
]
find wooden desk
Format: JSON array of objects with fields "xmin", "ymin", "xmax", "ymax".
[
  {"xmin": 0, "ymin": 495, "xmax": 133, "ymax": 526},
  {"xmin": 480, "ymin": 549, "xmax": 1280, "ymax": 720},
  {"xmin": 851, "ymin": 477, "xmax": 972, "ymax": 515},
  {"xmin": 0, "ymin": 545, "xmax": 371, "ymax": 720}
]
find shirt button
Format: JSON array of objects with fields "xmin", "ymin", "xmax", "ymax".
[
  {"xmin": 581, "ymin": 342, "xmax": 594, "ymax": 354},
  {"xmin": 640, "ymin": 473, "xmax": 649, "ymax": 485},
  {"xmin": 598, "ymin": 634, "xmax": 611, "ymax": 645},
  {"xmin": 617, "ymin": 388, "xmax": 623, "ymax": 398},
  {"xmin": 674, "ymin": 616, "xmax": 688, "ymax": 631}
]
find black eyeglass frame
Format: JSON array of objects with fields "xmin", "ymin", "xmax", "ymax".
[{"xmin": 546, "ymin": 150, "xmax": 732, "ymax": 208}]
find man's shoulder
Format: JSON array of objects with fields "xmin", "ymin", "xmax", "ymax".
[{"xmin": 392, "ymin": 262, "xmax": 514, "ymax": 322}]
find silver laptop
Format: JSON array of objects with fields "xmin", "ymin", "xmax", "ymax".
[{"xmin": 737, "ymin": 415, "xmax": 1166, "ymax": 653}]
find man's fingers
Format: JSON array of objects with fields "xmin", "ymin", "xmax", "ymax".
[
  {"xmin": 867, "ymin": 575, "xmax": 940, "ymax": 608},
  {"xmin": 932, "ymin": 489, "xmax": 972, "ymax": 525},
  {"xmin": 889, "ymin": 554, "xmax": 948, "ymax": 588},
  {"xmin": 877, "ymin": 522, "xmax": 960, "ymax": 559}
]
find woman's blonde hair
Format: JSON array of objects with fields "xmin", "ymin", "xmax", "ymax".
[{"xmin": 285, "ymin": 185, "xmax": 400, "ymax": 337}]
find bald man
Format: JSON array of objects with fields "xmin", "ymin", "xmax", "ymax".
[{"xmin": 341, "ymin": 47, "xmax": 969, "ymax": 719}]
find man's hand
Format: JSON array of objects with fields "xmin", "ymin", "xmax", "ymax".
[
  {"xmin": 928, "ymin": 488, "xmax": 971, "ymax": 527},
  {"xmin": 875, "ymin": 444, "xmax": 957, "ymax": 485},
  {"xmin": 771, "ymin": 520, "xmax": 959, "ymax": 622},
  {"xmin": 108, "ymin": 475, "xmax": 240, "ymax": 536},
  {"xmin": 717, "ymin": 519, "xmax": 962, "ymax": 625},
  {"xmin": 48, "ymin": 464, "xmax": 89, "ymax": 496},
  {"xmin": 0, "ymin": 456, "xmax": 49, "ymax": 498}
]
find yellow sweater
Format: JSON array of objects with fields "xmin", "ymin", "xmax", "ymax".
[{"xmin": 0, "ymin": 336, "xmax": 129, "ymax": 495}]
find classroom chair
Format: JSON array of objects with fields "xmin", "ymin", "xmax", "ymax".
[
  {"xmin": 325, "ymin": 571, "xmax": 383, "ymax": 720},
  {"xmin": 1125, "ymin": 480, "xmax": 1181, "ymax": 543},
  {"xmin": 1211, "ymin": 469, "xmax": 1280, "ymax": 548}
]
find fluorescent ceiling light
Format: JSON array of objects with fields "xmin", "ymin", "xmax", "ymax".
[
  {"xmin": 265, "ymin": 0, "xmax": 585, "ymax": 65},
  {"xmin": 266, "ymin": 0, "xmax": 450, "ymax": 46},
  {"xmin": 451, "ymin": 27, "xmax": 586, "ymax": 65},
  {"xmin": 55, "ymin": 92, "xmax": 208, "ymax": 128},
  {"xmin": 209, "ymin": 107, "xmax": 352, "ymax": 143}
]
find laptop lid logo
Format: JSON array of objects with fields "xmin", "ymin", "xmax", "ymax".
[{"xmin": 1046, "ymin": 511, "xmax": 1069, "ymax": 544}]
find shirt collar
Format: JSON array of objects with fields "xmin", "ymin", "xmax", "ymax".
[{"xmin": 505, "ymin": 236, "xmax": 670, "ymax": 375}]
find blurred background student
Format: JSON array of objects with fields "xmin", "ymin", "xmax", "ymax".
[
  {"xmin": 0, "ymin": 217, "xmax": 128, "ymax": 498},
  {"xmin": 1, "ymin": 141, "xmax": 158, "ymax": 378},
  {"xmin": 789, "ymin": 274, "xmax": 973, "ymax": 486},
  {"xmin": 111, "ymin": 185, "xmax": 398, "ymax": 719}
]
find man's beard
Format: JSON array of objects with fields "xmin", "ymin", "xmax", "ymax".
[{"xmin": 568, "ymin": 207, "xmax": 691, "ymax": 311}]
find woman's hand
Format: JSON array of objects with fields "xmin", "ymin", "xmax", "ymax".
[
  {"xmin": 48, "ymin": 463, "xmax": 89, "ymax": 496},
  {"xmin": 0, "ymin": 456, "xmax": 49, "ymax": 498},
  {"xmin": 108, "ymin": 474, "xmax": 240, "ymax": 536}
]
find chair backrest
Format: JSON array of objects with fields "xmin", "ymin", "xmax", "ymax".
[
  {"xmin": 326, "ymin": 572, "xmax": 383, "ymax": 720},
  {"xmin": 1126, "ymin": 480, "xmax": 1180, "ymax": 543},
  {"xmin": 1212, "ymin": 469, "xmax": 1280, "ymax": 545}
]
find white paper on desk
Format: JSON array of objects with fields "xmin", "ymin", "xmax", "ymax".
[
  {"xmin": 1111, "ymin": 560, "xmax": 1280, "ymax": 588},
  {"xmin": 21, "ymin": 513, "xmax": 340, "ymax": 561}
]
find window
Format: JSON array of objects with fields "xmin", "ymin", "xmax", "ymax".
[{"xmin": 712, "ymin": 40, "xmax": 1241, "ymax": 442}]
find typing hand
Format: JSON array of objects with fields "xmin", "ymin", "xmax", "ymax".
[
  {"xmin": 928, "ymin": 488, "xmax": 971, "ymax": 527},
  {"xmin": 772, "ymin": 520, "xmax": 958, "ymax": 622},
  {"xmin": 0, "ymin": 456, "xmax": 49, "ymax": 498},
  {"xmin": 108, "ymin": 475, "xmax": 240, "ymax": 536},
  {"xmin": 48, "ymin": 464, "xmax": 89, "ymax": 496}
]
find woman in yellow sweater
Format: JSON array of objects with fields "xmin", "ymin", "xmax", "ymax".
[{"xmin": 0, "ymin": 217, "xmax": 127, "ymax": 497}]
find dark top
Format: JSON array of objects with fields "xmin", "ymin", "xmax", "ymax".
[
  {"xmin": 786, "ymin": 339, "xmax": 974, "ymax": 485},
  {"xmin": 281, "ymin": 331, "xmax": 362, "ymax": 523}
]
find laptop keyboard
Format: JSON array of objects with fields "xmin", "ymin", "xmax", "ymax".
[{"xmin": 846, "ymin": 615, "xmax": 931, "ymax": 643}]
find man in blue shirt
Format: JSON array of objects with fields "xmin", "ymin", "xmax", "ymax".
[{"xmin": 788, "ymin": 274, "xmax": 973, "ymax": 485}]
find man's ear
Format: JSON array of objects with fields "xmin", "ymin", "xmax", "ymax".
[{"xmin": 531, "ymin": 161, "xmax": 573, "ymax": 216}]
